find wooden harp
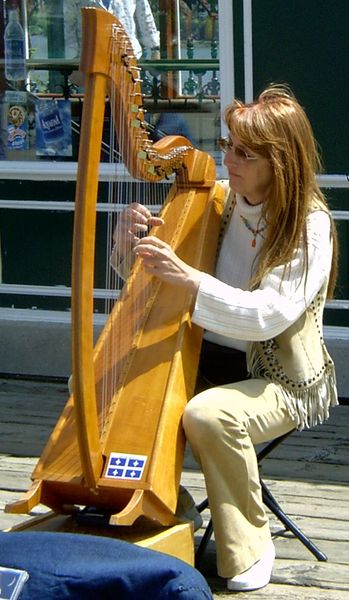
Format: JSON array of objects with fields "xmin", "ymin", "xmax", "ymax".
[{"xmin": 6, "ymin": 8, "xmax": 224, "ymax": 526}]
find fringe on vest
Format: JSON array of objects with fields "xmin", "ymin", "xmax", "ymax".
[{"xmin": 247, "ymin": 344, "xmax": 338, "ymax": 431}]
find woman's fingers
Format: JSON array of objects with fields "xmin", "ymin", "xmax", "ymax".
[
  {"xmin": 120, "ymin": 206, "xmax": 164, "ymax": 235},
  {"xmin": 133, "ymin": 236, "xmax": 169, "ymax": 255},
  {"xmin": 133, "ymin": 236, "xmax": 200, "ymax": 294},
  {"xmin": 127, "ymin": 203, "xmax": 164, "ymax": 226},
  {"xmin": 148, "ymin": 216, "xmax": 165, "ymax": 227}
]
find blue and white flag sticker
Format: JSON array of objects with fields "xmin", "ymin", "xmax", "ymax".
[{"xmin": 105, "ymin": 453, "xmax": 147, "ymax": 480}]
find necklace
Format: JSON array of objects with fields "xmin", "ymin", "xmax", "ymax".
[{"xmin": 240, "ymin": 215, "xmax": 267, "ymax": 247}]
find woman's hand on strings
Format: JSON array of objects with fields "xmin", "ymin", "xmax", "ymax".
[
  {"xmin": 113, "ymin": 204, "xmax": 201, "ymax": 295},
  {"xmin": 114, "ymin": 202, "xmax": 164, "ymax": 245},
  {"xmin": 133, "ymin": 236, "xmax": 201, "ymax": 295},
  {"xmin": 113, "ymin": 202, "xmax": 164, "ymax": 257}
]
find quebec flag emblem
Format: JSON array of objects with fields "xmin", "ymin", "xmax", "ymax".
[{"xmin": 105, "ymin": 453, "xmax": 147, "ymax": 480}]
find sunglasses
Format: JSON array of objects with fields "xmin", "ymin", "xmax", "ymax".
[{"xmin": 218, "ymin": 137, "xmax": 259, "ymax": 162}]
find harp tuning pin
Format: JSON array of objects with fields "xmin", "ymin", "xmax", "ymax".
[
  {"xmin": 164, "ymin": 169, "xmax": 173, "ymax": 179},
  {"xmin": 131, "ymin": 119, "xmax": 141, "ymax": 129},
  {"xmin": 122, "ymin": 55, "xmax": 131, "ymax": 67}
]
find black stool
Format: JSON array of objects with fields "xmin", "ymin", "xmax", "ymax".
[{"xmin": 195, "ymin": 430, "xmax": 327, "ymax": 566}]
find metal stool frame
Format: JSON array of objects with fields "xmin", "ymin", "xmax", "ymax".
[{"xmin": 195, "ymin": 430, "xmax": 327, "ymax": 566}]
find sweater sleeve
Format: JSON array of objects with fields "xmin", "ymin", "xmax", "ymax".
[{"xmin": 192, "ymin": 210, "xmax": 333, "ymax": 341}]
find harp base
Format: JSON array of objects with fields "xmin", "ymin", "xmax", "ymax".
[
  {"xmin": 6, "ymin": 511, "xmax": 195, "ymax": 566},
  {"xmin": 5, "ymin": 480, "xmax": 55, "ymax": 514},
  {"xmin": 108, "ymin": 489, "xmax": 177, "ymax": 527},
  {"xmin": 5, "ymin": 480, "xmax": 178, "ymax": 528}
]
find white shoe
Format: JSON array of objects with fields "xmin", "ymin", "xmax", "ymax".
[{"xmin": 227, "ymin": 541, "xmax": 275, "ymax": 592}]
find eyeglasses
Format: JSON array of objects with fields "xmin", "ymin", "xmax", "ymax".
[{"xmin": 218, "ymin": 137, "xmax": 259, "ymax": 162}]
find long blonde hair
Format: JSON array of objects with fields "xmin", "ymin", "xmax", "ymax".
[{"xmin": 224, "ymin": 84, "xmax": 338, "ymax": 298}]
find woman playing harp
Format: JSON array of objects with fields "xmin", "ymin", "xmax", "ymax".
[{"xmin": 121, "ymin": 84, "xmax": 338, "ymax": 592}]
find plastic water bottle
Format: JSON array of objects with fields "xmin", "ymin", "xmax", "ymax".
[{"xmin": 4, "ymin": 9, "xmax": 26, "ymax": 83}]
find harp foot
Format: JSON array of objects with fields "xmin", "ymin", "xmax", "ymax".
[
  {"xmin": 5, "ymin": 480, "xmax": 43, "ymax": 514},
  {"xmin": 109, "ymin": 489, "xmax": 177, "ymax": 527}
]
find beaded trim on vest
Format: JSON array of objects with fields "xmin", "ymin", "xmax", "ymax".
[{"xmin": 247, "ymin": 290, "xmax": 338, "ymax": 430}]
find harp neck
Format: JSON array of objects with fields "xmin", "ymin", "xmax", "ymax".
[{"xmin": 80, "ymin": 7, "xmax": 196, "ymax": 182}]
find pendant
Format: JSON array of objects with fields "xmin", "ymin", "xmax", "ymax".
[{"xmin": 240, "ymin": 214, "xmax": 267, "ymax": 248}]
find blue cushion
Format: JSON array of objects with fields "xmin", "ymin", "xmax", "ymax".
[{"xmin": 0, "ymin": 531, "xmax": 212, "ymax": 599}]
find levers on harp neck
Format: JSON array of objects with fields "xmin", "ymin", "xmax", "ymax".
[
  {"xmin": 123, "ymin": 61, "xmax": 142, "ymax": 83},
  {"xmin": 120, "ymin": 50, "xmax": 142, "ymax": 82},
  {"xmin": 113, "ymin": 22, "xmax": 134, "ymax": 57},
  {"xmin": 121, "ymin": 53, "xmax": 132, "ymax": 66}
]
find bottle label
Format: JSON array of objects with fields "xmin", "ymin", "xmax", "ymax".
[
  {"xmin": 4, "ymin": 39, "xmax": 26, "ymax": 80},
  {"xmin": 5, "ymin": 38, "xmax": 25, "ymax": 59}
]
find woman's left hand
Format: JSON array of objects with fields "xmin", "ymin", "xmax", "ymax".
[{"xmin": 133, "ymin": 236, "xmax": 200, "ymax": 295}]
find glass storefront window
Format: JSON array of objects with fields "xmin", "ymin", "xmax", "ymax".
[
  {"xmin": 0, "ymin": 1, "xmax": 347, "ymax": 328},
  {"xmin": 0, "ymin": 0, "xmax": 222, "ymax": 307},
  {"xmin": 0, "ymin": 1, "xmax": 221, "ymax": 162}
]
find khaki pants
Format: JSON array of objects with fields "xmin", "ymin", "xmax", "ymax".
[{"xmin": 183, "ymin": 378, "xmax": 297, "ymax": 578}]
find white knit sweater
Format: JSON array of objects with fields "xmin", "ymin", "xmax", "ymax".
[{"xmin": 192, "ymin": 191, "xmax": 333, "ymax": 352}]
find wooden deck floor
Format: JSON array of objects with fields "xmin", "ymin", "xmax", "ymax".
[{"xmin": 0, "ymin": 377, "xmax": 348, "ymax": 599}]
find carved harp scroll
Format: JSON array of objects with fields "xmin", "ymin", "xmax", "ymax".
[{"xmin": 6, "ymin": 7, "xmax": 225, "ymax": 526}]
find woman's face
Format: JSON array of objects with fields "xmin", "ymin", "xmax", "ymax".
[{"xmin": 223, "ymin": 136, "xmax": 273, "ymax": 205}]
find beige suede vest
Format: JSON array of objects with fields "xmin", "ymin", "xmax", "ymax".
[
  {"xmin": 219, "ymin": 182, "xmax": 338, "ymax": 430},
  {"xmin": 247, "ymin": 283, "xmax": 338, "ymax": 430}
]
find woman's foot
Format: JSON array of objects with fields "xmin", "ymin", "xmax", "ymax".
[{"xmin": 226, "ymin": 541, "xmax": 275, "ymax": 592}]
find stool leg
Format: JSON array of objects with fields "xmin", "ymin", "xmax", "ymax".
[
  {"xmin": 261, "ymin": 480, "xmax": 327, "ymax": 561},
  {"xmin": 195, "ymin": 518, "xmax": 213, "ymax": 567},
  {"xmin": 196, "ymin": 498, "xmax": 209, "ymax": 513}
]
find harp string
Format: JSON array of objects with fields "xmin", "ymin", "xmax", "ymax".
[
  {"xmin": 97, "ymin": 16, "xmax": 192, "ymax": 445},
  {"xmin": 101, "ymin": 22, "xmax": 126, "ymax": 433},
  {"xmin": 98, "ymin": 23, "xmax": 152, "ymax": 437}
]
